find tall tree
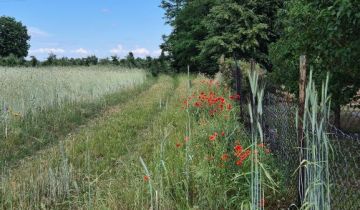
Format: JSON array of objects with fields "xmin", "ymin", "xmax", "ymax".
[
  {"xmin": 161, "ymin": 0, "xmax": 283, "ymax": 74},
  {"xmin": 0, "ymin": 16, "xmax": 30, "ymax": 58},
  {"xmin": 160, "ymin": 0, "xmax": 186, "ymax": 25},
  {"xmin": 269, "ymin": 0, "xmax": 360, "ymax": 128},
  {"xmin": 200, "ymin": 0, "xmax": 283, "ymax": 71},
  {"xmin": 161, "ymin": 0, "xmax": 216, "ymax": 73}
]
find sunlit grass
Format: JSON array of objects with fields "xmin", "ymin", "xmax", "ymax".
[{"xmin": 0, "ymin": 66, "xmax": 146, "ymax": 115}]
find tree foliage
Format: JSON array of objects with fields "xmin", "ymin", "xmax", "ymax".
[
  {"xmin": 269, "ymin": 0, "xmax": 360, "ymax": 126},
  {"xmin": 200, "ymin": 0, "xmax": 282, "ymax": 71},
  {"xmin": 0, "ymin": 16, "xmax": 30, "ymax": 58},
  {"xmin": 161, "ymin": 0, "xmax": 282, "ymax": 74},
  {"xmin": 161, "ymin": 0, "xmax": 215, "ymax": 73}
]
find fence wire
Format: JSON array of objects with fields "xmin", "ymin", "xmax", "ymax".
[{"xmin": 243, "ymin": 92, "xmax": 360, "ymax": 209}]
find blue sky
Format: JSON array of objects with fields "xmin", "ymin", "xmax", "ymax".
[{"xmin": 0, "ymin": 0, "xmax": 171, "ymax": 59}]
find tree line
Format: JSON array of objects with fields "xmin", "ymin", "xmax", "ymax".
[
  {"xmin": 160, "ymin": 0, "xmax": 359, "ymax": 128},
  {"xmin": 1, "ymin": 0, "xmax": 359, "ymax": 128},
  {"xmin": 0, "ymin": 16, "xmax": 170, "ymax": 76}
]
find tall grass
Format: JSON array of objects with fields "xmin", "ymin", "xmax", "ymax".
[
  {"xmin": 0, "ymin": 66, "xmax": 146, "ymax": 115},
  {"xmin": 0, "ymin": 73, "xmax": 281, "ymax": 209},
  {"xmin": 247, "ymin": 70, "xmax": 277, "ymax": 210},
  {"xmin": 298, "ymin": 71, "xmax": 332, "ymax": 210},
  {"xmin": 0, "ymin": 76, "xmax": 174, "ymax": 209},
  {"xmin": 0, "ymin": 66, "xmax": 148, "ymax": 166},
  {"xmin": 248, "ymin": 70, "xmax": 264, "ymax": 210}
]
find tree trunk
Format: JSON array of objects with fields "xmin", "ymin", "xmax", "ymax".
[{"xmin": 334, "ymin": 103, "xmax": 341, "ymax": 129}]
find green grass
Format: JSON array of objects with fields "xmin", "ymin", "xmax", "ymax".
[
  {"xmin": 0, "ymin": 74, "xmax": 281, "ymax": 209},
  {"xmin": 0, "ymin": 74, "xmax": 154, "ymax": 168},
  {"xmin": 0, "ymin": 75, "xmax": 175, "ymax": 209},
  {"xmin": 0, "ymin": 66, "xmax": 146, "ymax": 115}
]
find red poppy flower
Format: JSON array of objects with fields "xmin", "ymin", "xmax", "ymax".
[
  {"xmin": 221, "ymin": 153, "xmax": 229, "ymax": 161},
  {"xmin": 194, "ymin": 101, "xmax": 202, "ymax": 107},
  {"xmin": 143, "ymin": 175, "xmax": 150, "ymax": 182},
  {"xmin": 176, "ymin": 143, "xmax": 181, "ymax": 148},
  {"xmin": 221, "ymin": 131, "xmax": 225, "ymax": 137},
  {"xmin": 236, "ymin": 159, "xmax": 243, "ymax": 166},
  {"xmin": 234, "ymin": 145, "xmax": 243, "ymax": 153},
  {"xmin": 209, "ymin": 135, "xmax": 216, "ymax": 141}
]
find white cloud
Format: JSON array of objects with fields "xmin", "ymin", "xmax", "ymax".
[
  {"xmin": 28, "ymin": 27, "xmax": 50, "ymax": 38},
  {"xmin": 110, "ymin": 44, "xmax": 161, "ymax": 58},
  {"xmin": 152, "ymin": 49, "xmax": 162, "ymax": 57},
  {"xmin": 132, "ymin": 48, "xmax": 150, "ymax": 58},
  {"xmin": 110, "ymin": 44, "xmax": 126, "ymax": 55},
  {"xmin": 72, "ymin": 48, "xmax": 90, "ymax": 55},
  {"xmin": 29, "ymin": 48, "xmax": 65, "ymax": 54}
]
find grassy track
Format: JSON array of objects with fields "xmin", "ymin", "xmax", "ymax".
[
  {"xmin": 0, "ymin": 75, "xmax": 176, "ymax": 209},
  {"xmin": 1, "ymin": 74, "xmax": 278, "ymax": 209},
  {"xmin": 0, "ymin": 76, "xmax": 154, "ymax": 167}
]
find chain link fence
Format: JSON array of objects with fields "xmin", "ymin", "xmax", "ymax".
[{"xmin": 248, "ymin": 91, "xmax": 360, "ymax": 209}]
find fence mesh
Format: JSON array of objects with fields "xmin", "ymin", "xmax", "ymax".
[{"xmin": 243, "ymin": 90, "xmax": 360, "ymax": 209}]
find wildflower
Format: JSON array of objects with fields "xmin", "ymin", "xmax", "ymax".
[
  {"xmin": 234, "ymin": 145, "xmax": 243, "ymax": 153},
  {"xmin": 176, "ymin": 143, "xmax": 182, "ymax": 148},
  {"xmin": 194, "ymin": 101, "xmax": 202, "ymax": 107},
  {"xmin": 209, "ymin": 134, "xmax": 216, "ymax": 141},
  {"xmin": 143, "ymin": 175, "xmax": 150, "ymax": 182},
  {"xmin": 221, "ymin": 153, "xmax": 229, "ymax": 161},
  {"xmin": 236, "ymin": 159, "xmax": 243, "ymax": 166},
  {"xmin": 230, "ymin": 94, "xmax": 241, "ymax": 100},
  {"xmin": 221, "ymin": 131, "xmax": 225, "ymax": 137},
  {"xmin": 235, "ymin": 149, "xmax": 251, "ymax": 164},
  {"xmin": 227, "ymin": 104, "xmax": 232, "ymax": 111}
]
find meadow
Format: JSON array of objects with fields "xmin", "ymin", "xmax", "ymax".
[
  {"xmin": 0, "ymin": 66, "xmax": 355, "ymax": 210},
  {"xmin": 0, "ymin": 62, "xmax": 293, "ymax": 210},
  {"xmin": 0, "ymin": 66, "xmax": 148, "ymax": 167},
  {"xmin": 0, "ymin": 66, "xmax": 146, "ymax": 115}
]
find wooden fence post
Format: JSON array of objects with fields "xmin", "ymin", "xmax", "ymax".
[{"xmin": 298, "ymin": 55, "xmax": 307, "ymax": 205}]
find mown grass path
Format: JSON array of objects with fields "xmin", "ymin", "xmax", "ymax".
[
  {"xmin": 1, "ymin": 76, "xmax": 154, "ymax": 168},
  {"xmin": 0, "ymin": 75, "xmax": 177, "ymax": 209}
]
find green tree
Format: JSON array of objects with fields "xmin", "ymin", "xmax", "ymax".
[
  {"xmin": 160, "ymin": 0, "xmax": 186, "ymax": 25},
  {"xmin": 85, "ymin": 55, "xmax": 98, "ymax": 66},
  {"xmin": 43, "ymin": 53, "xmax": 57, "ymax": 66},
  {"xmin": 161, "ymin": 0, "xmax": 216, "ymax": 73},
  {"xmin": 269, "ymin": 0, "xmax": 360, "ymax": 128},
  {"xmin": 126, "ymin": 52, "xmax": 136, "ymax": 68},
  {"xmin": 111, "ymin": 55, "xmax": 119, "ymax": 65},
  {"xmin": 200, "ymin": 0, "xmax": 283, "ymax": 71},
  {"xmin": 0, "ymin": 16, "xmax": 30, "ymax": 58},
  {"xmin": 161, "ymin": 0, "xmax": 282, "ymax": 74},
  {"xmin": 30, "ymin": 56, "xmax": 39, "ymax": 67}
]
